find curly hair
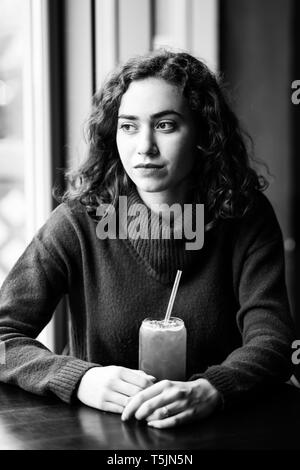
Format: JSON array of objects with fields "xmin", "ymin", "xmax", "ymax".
[{"xmin": 62, "ymin": 49, "xmax": 268, "ymax": 225}]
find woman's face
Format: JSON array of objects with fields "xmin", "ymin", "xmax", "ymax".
[{"xmin": 116, "ymin": 77, "xmax": 198, "ymax": 199}]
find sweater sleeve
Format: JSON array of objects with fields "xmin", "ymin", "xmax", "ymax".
[
  {"xmin": 0, "ymin": 203, "xmax": 98, "ymax": 403},
  {"xmin": 190, "ymin": 193, "xmax": 295, "ymax": 408}
]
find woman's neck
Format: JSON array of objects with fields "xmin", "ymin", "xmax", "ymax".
[{"xmin": 137, "ymin": 186, "xmax": 190, "ymax": 220}]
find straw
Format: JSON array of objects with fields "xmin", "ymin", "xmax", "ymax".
[{"xmin": 164, "ymin": 270, "xmax": 182, "ymax": 324}]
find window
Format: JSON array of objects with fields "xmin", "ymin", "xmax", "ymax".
[
  {"xmin": 0, "ymin": 0, "xmax": 27, "ymax": 286},
  {"xmin": 0, "ymin": 0, "xmax": 53, "ymax": 348}
]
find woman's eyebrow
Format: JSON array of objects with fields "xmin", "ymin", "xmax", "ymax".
[
  {"xmin": 118, "ymin": 110, "xmax": 184, "ymax": 120},
  {"xmin": 152, "ymin": 110, "xmax": 184, "ymax": 119},
  {"xmin": 118, "ymin": 114, "xmax": 138, "ymax": 120}
]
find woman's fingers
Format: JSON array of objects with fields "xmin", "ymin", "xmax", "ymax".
[
  {"xmin": 134, "ymin": 388, "xmax": 183, "ymax": 420},
  {"xmin": 102, "ymin": 401, "xmax": 125, "ymax": 414},
  {"xmin": 77, "ymin": 366, "xmax": 156, "ymax": 413},
  {"xmin": 147, "ymin": 393, "xmax": 221, "ymax": 428},
  {"xmin": 111, "ymin": 368, "xmax": 155, "ymax": 398},
  {"xmin": 103, "ymin": 390, "xmax": 130, "ymax": 408},
  {"xmin": 147, "ymin": 402, "xmax": 212, "ymax": 429},
  {"xmin": 121, "ymin": 379, "xmax": 221, "ymax": 426},
  {"xmin": 147, "ymin": 408, "xmax": 195, "ymax": 429},
  {"xmin": 100, "ymin": 368, "xmax": 157, "ymax": 412},
  {"xmin": 114, "ymin": 380, "xmax": 143, "ymax": 397},
  {"xmin": 120, "ymin": 367, "xmax": 156, "ymax": 389},
  {"xmin": 145, "ymin": 399, "xmax": 187, "ymax": 422},
  {"xmin": 121, "ymin": 380, "xmax": 178, "ymax": 421}
]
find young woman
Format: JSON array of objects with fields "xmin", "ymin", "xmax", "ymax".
[{"xmin": 0, "ymin": 50, "xmax": 295, "ymax": 429}]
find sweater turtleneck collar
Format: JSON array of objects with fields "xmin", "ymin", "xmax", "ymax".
[{"xmin": 119, "ymin": 187, "xmax": 205, "ymax": 285}]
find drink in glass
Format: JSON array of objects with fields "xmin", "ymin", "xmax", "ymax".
[{"xmin": 139, "ymin": 317, "xmax": 186, "ymax": 381}]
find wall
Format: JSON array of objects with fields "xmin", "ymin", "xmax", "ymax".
[{"xmin": 220, "ymin": 0, "xmax": 295, "ymax": 316}]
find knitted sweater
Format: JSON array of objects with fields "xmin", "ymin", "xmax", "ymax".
[{"xmin": 0, "ymin": 189, "xmax": 295, "ymax": 408}]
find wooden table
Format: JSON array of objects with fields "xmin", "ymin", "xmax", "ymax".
[{"xmin": 0, "ymin": 382, "xmax": 300, "ymax": 451}]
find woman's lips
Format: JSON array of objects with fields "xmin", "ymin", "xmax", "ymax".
[
  {"xmin": 134, "ymin": 163, "xmax": 164, "ymax": 169},
  {"xmin": 134, "ymin": 164, "xmax": 166, "ymax": 176}
]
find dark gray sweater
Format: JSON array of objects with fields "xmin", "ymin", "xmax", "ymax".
[{"xmin": 0, "ymin": 190, "xmax": 295, "ymax": 407}]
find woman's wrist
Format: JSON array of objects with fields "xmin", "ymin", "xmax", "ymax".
[{"xmin": 193, "ymin": 378, "xmax": 223, "ymax": 410}]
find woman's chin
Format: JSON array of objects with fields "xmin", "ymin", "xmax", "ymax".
[{"xmin": 135, "ymin": 182, "xmax": 168, "ymax": 194}]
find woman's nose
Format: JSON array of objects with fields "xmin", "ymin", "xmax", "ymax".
[{"xmin": 137, "ymin": 128, "xmax": 158, "ymax": 156}]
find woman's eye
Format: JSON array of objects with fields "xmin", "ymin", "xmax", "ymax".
[
  {"xmin": 119, "ymin": 123, "xmax": 137, "ymax": 133},
  {"xmin": 156, "ymin": 121, "xmax": 176, "ymax": 131}
]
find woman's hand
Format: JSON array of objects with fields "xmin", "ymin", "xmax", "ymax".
[
  {"xmin": 121, "ymin": 378, "xmax": 221, "ymax": 429},
  {"xmin": 77, "ymin": 366, "xmax": 156, "ymax": 413}
]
